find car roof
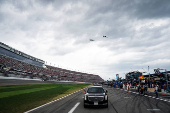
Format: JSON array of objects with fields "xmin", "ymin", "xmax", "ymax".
[
  {"xmin": 93, "ymin": 84, "xmax": 102, "ymax": 86},
  {"xmin": 88, "ymin": 86, "xmax": 103, "ymax": 88}
]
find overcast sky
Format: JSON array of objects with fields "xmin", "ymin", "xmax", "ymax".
[{"xmin": 0, "ymin": 0, "xmax": 170, "ymax": 80}]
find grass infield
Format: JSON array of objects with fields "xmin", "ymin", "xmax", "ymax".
[{"xmin": 0, "ymin": 84, "xmax": 90, "ymax": 113}]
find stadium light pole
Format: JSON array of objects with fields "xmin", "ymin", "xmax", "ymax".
[
  {"xmin": 148, "ymin": 66, "xmax": 150, "ymax": 80},
  {"xmin": 148, "ymin": 66, "xmax": 152, "ymax": 88}
]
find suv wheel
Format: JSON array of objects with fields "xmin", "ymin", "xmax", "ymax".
[
  {"xmin": 105, "ymin": 104, "xmax": 108, "ymax": 108},
  {"xmin": 84, "ymin": 104, "xmax": 87, "ymax": 108}
]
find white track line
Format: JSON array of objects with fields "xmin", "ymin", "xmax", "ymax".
[
  {"xmin": 147, "ymin": 109, "xmax": 160, "ymax": 111},
  {"xmin": 24, "ymin": 87, "xmax": 86, "ymax": 113},
  {"xmin": 120, "ymin": 89, "xmax": 170, "ymax": 103},
  {"xmin": 68, "ymin": 102, "xmax": 80, "ymax": 113}
]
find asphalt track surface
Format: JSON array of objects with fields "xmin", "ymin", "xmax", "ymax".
[
  {"xmin": 1, "ymin": 77, "xmax": 170, "ymax": 113},
  {"xmin": 26, "ymin": 86, "xmax": 170, "ymax": 113}
]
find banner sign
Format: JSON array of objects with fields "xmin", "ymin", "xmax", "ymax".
[
  {"xmin": 154, "ymin": 78, "xmax": 160, "ymax": 81},
  {"xmin": 139, "ymin": 76, "xmax": 144, "ymax": 79},
  {"xmin": 141, "ymin": 80, "xmax": 145, "ymax": 83},
  {"xmin": 116, "ymin": 74, "xmax": 119, "ymax": 80}
]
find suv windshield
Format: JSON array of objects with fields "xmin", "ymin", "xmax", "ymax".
[{"xmin": 87, "ymin": 87, "xmax": 104, "ymax": 93}]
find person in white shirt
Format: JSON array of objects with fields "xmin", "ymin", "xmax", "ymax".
[
  {"xmin": 155, "ymin": 84, "xmax": 159, "ymax": 98},
  {"xmin": 155, "ymin": 84, "xmax": 159, "ymax": 91}
]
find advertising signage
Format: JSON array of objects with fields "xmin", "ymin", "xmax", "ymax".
[
  {"xmin": 139, "ymin": 76, "xmax": 144, "ymax": 79},
  {"xmin": 116, "ymin": 74, "xmax": 119, "ymax": 80}
]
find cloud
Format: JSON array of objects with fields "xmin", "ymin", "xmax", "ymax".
[
  {"xmin": 132, "ymin": 0, "xmax": 170, "ymax": 19},
  {"xmin": 0, "ymin": 0, "xmax": 170, "ymax": 80}
]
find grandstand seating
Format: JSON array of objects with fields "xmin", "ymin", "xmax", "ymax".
[{"xmin": 0, "ymin": 54, "xmax": 103, "ymax": 82}]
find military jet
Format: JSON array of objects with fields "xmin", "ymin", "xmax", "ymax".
[
  {"xmin": 89, "ymin": 36, "xmax": 108, "ymax": 41},
  {"xmin": 89, "ymin": 39, "xmax": 94, "ymax": 41}
]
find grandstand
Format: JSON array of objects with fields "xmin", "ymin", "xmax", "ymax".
[
  {"xmin": 0, "ymin": 42, "xmax": 103, "ymax": 83},
  {"xmin": 0, "ymin": 42, "xmax": 44, "ymax": 67}
]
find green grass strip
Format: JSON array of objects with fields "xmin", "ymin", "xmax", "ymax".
[
  {"xmin": 0, "ymin": 84, "xmax": 90, "ymax": 113},
  {"xmin": 0, "ymin": 86, "xmax": 58, "ymax": 98},
  {"xmin": 0, "ymin": 84, "xmax": 50, "ymax": 93}
]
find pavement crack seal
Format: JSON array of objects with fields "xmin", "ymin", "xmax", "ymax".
[{"xmin": 109, "ymin": 100, "xmax": 118, "ymax": 113}]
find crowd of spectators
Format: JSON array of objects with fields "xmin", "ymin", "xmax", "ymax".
[
  {"xmin": 104, "ymin": 81, "xmax": 169, "ymax": 98},
  {"xmin": 45, "ymin": 65, "xmax": 102, "ymax": 82},
  {"xmin": 0, "ymin": 54, "xmax": 103, "ymax": 82}
]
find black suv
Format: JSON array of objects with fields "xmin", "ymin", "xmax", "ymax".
[{"xmin": 83, "ymin": 86, "xmax": 108, "ymax": 108}]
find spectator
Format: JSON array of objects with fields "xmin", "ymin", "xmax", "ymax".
[
  {"xmin": 163, "ymin": 84, "xmax": 167, "ymax": 92},
  {"xmin": 155, "ymin": 84, "xmax": 159, "ymax": 98},
  {"xmin": 144, "ymin": 84, "xmax": 147, "ymax": 95}
]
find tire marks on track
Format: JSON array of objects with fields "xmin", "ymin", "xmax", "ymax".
[
  {"xmin": 108, "ymin": 100, "xmax": 118, "ymax": 113},
  {"xmin": 106, "ymin": 86, "xmax": 170, "ymax": 113},
  {"xmin": 155, "ymin": 100, "xmax": 170, "ymax": 113}
]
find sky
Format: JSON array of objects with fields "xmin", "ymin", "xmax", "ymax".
[{"xmin": 0, "ymin": 0, "xmax": 170, "ymax": 80}]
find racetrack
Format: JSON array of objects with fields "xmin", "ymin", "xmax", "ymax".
[
  {"xmin": 1, "ymin": 76, "xmax": 170, "ymax": 113},
  {"xmin": 26, "ymin": 86, "xmax": 170, "ymax": 113}
]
